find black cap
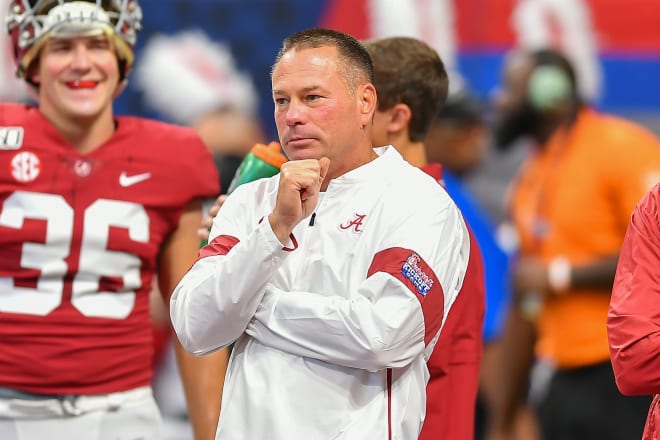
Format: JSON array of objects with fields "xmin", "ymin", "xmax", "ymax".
[{"xmin": 437, "ymin": 91, "xmax": 483, "ymax": 123}]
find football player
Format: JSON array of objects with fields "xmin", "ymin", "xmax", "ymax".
[{"xmin": 0, "ymin": 1, "xmax": 227, "ymax": 439}]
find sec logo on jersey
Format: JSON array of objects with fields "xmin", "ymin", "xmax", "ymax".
[{"xmin": 11, "ymin": 151, "xmax": 41, "ymax": 183}]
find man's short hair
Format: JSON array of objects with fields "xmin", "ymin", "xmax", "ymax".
[
  {"xmin": 364, "ymin": 37, "xmax": 448, "ymax": 142},
  {"xmin": 272, "ymin": 28, "xmax": 374, "ymax": 94}
]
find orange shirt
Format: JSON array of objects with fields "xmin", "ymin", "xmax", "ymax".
[{"xmin": 510, "ymin": 108, "xmax": 660, "ymax": 368}]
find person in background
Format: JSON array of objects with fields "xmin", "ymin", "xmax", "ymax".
[
  {"xmin": 136, "ymin": 30, "xmax": 265, "ymax": 439},
  {"xmin": 364, "ymin": 36, "xmax": 486, "ymax": 440},
  {"xmin": 172, "ymin": 28, "xmax": 470, "ymax": 440},
  {"xmin": 608, "ymin": 181, "xmax": 660, "ymax": 440},
  {"xmin": 425, "ymin": 92, "xmax": 488, "ymax": 176},
  {"xmin": 0, "ymin": 1, "xmax": 226, "ymax": 439},
  {"xmin": 425, "ymin": 92, "xmax": 534, "ymax": 440},
  {"xmin": 487, "ymin": 47, "xmax": 660, "ymax": 440},
  {"xmin": 136, "ymin": 30, "xmax": 264, "ymax": 194},
  {"xmin": 426, "ymin": 92, "xmax": 510, "ymax": 344}
]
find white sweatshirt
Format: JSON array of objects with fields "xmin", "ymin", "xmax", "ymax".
[{"xmin": 171, "ymin": 147, "xmax": 469, "ymax": 439}]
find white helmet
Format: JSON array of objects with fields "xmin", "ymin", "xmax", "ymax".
[{"xmin": 6, "ymin": 0, "xmax": 142, "ymax": 79}]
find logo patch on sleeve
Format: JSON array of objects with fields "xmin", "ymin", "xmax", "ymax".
[{"xmin": 401, "ymin": 253, "xmax": 434, "ymax": 296}]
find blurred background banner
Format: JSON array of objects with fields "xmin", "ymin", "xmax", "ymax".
[
  {"xmin": 324, "ymin": 0, "xmax": 659, "ymax": 111},
  {"xmin": 4, "ymin": 0, "xmax": 656, "ymax": 136}
]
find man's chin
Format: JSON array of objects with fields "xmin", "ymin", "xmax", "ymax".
[{"xmin": 284, "ymin": 148, "xmax": 320, "ymax": 161}]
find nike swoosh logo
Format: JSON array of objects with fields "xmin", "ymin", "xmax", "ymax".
[{"xmin": 119, "ymin": 171, "xmax": 152, "ymax": 187}]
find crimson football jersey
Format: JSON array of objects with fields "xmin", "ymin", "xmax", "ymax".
[{"xmin": 0, "ymin": 103, "xmax": 219, "ymax": 395}]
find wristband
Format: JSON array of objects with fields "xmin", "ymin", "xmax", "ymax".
[{"xmin": 548, "ymin": 257, "xmax": 571, "ymax": 293}]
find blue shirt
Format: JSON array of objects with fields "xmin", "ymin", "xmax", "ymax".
[{"xmin": 443, "ymin": 169, "xmax": 511, "ymax": 342}]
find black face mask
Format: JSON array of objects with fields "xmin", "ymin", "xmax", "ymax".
[{"xmin": 493, "ymin": 102, "xmax": 540, "ymax": 151}]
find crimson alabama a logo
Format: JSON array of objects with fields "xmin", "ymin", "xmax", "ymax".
[{"xmin": 339, "ymin": 213, "xmax": 366, "ymax": 233}]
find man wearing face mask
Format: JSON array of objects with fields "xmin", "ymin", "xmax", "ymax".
[{"xmin": 487, "ymin": 48, "xmax": 660, "ymax": 440}]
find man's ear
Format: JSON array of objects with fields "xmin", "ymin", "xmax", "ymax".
[
  {"xmin": 359, "ymin": 83, "xmax": 378, "ymax": 120},
  {"xmin": 387, "ymin": 103, "xmax": 412, "ymax": 135},
  {"xmin": 28, "ymin": 65, "xmax": 40, "ymax": 86}
]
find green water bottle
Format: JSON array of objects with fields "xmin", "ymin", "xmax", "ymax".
[
  {"xmin": 200, "ymin": 141, "xmax": 288, "ymax": 247},
  {"xmin": 226, "ymin": 141, "xmax": 288, "ymax": 194}
]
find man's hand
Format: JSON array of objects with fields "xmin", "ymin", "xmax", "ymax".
[
  {"xmin": 197, "ymin": 194, "xmax": 228, "ymax": 243},
  {"xmin": 269, "ymin": 157, "xmax": 330, "ymax": 244},
  {"xmin": 512, "ymin": 256, "xmax": 553, "ymax": 321},
  {"xmin": 513, "ymin": 257, "xmax": 550, "ymax": 299}
]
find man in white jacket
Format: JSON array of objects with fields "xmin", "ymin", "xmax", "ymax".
[{"xmin": 171, "ymin": 28, "xmax": 470, "ymax": 440}]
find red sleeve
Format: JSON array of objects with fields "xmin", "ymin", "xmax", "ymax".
[
  {"xmin": 420, "ymin": 227, "xmax": 485, "ymax": 440},
  {"xmin": 367, "ymin": 247, "xmax": 444, "ymax": 346},
  {"xmin": 608, "ymin": 183, "xmax": 660, "ymax": 395}
]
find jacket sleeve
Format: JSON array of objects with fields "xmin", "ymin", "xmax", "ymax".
[
  {"xmin": 608, "ymin": 183, "xmax": 660, "ymax": 395},
  {"xmin": 170, "ymin": 184, "xmax": 292, "ymax": 355},
  {"xmin": 245, "ymin": 202, "xmax": 470, "ymax": 371}
]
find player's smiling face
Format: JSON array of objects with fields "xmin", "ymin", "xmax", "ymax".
[{"xmin": 33, "ymin": 34, "xmax": 121, "ymax": 124}]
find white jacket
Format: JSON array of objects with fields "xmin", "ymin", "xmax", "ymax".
[{"xmin": 171, "ymin": 147, "xmax": 469, "ymax": 439}]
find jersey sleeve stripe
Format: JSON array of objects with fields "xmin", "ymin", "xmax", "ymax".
[
  {"xmin": 367, "ymin": 247, "xmax": 445, "ymax": 346},
  {"xmin": 199, "ymin": 235, "xmax": 240, "ymax": 259}
]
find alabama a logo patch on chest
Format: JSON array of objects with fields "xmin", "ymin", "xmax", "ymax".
[
  {"xmin": 0, "ymin": 127, "xmax": 24, "ymax": 150},
  {"xmin": 339, "ymin": 213, "xmax": 367, "ymax": 233}
]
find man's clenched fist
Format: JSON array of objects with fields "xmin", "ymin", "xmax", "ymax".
[{"xmin": 269, "ymin": 157, "xmax": 330, "ymax": 245}]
